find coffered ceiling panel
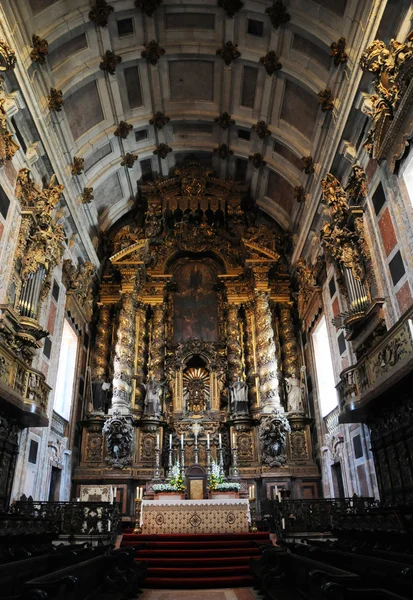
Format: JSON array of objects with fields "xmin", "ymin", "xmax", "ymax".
[{"xmin": 5, "ymin": 0, "xmax": 376, "ymax": 247}]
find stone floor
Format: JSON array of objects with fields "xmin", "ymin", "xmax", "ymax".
[{"xmin": 139, "ymin": 589, "xmax": 259, "ymax": 600}]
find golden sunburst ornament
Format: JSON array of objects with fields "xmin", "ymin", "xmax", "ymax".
[{"xmin": 183, "ymin": 367, "xmax": 210, "ymax": 414}]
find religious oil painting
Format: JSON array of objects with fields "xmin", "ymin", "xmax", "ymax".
[{"xmin": 173, "ymin": 260, "xmax": 218, "ymax": 342}]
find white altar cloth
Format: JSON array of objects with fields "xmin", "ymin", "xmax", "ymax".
[{"xmin": 141, "ymin": 499, "xmax": 251, "ymax": 534}]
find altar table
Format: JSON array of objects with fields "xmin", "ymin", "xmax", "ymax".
[{"xmin": 141, "ymin": 499, "xmax": 250, "ymax": 534}]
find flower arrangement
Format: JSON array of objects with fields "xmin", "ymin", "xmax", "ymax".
[
  {"xmin": 152, "ymin": 483, "xmax": 177, "ymax": 493},
  {"xmin": 153, "ymin": 462, "xmax": 185, "ymax": 493},
  {"xmin": 214, "ymin": 481, "xmax": 241, "ymax": 492},
  {"xmin": 209, "ymin": 459, "xmax": 223, "ymax": 490},
  {"xmin": 209, "ymin": 460, "xmax": 241, "ymax": 492}
]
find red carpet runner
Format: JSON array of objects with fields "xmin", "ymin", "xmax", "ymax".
[{"xmin": 121, "ymin": 532, "xmax": 270, "ymax": 589}]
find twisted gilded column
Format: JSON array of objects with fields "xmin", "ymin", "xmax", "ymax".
[
  {"xmin": 112, "ymin": 293, "xmax": 136, "ymax": 413},
  {"xmin": 244, "ymin": 302, "xmax": 258, "ymax": 408},
  {"xmin": 134, "ymin": 301, "xmax": 148, "ymax": 411},
  {"xmin": 226, "ymin": 303, "xmax": 243, "ymax": 384},
  {"xmin": 255, "ymin": 291, "xmax": 281, "ymax": 413},
  {"xmin": 148, "ymin": 303, "xmax": 166, "ymax": 382},
  {"xmin": 92, "ymin": 304, "xmax": 112, "ymax": 382},
  {"xmin": 279, "ymin": 304, "xmax": 299, "ymax": 379}
]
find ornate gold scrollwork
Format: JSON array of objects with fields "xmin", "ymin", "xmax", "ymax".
[
  {"xmin": 0, "ymin": 77, "xmax": 19, "ymax": 166},
  {"xmin": 360, "ymin": 36, "xmax": 413, "ymax": 157}
]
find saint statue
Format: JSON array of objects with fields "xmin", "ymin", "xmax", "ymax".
[
  {"xmin": 143, "ymin": 376, "xmax": 162, "ymax": 416},
  {"xmin": 285, "ymin": 375, "xmax": 305, "ymax": 413},
  {"xmin": 229, "ymin": 379, "xmax": 249, "ymax": 415},
  {"xmin": 92, "ymin": 379, "xmax": 111, "ymax": 412}
]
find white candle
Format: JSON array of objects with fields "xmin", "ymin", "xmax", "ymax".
[
  {"xmin": 140, "ymin": 487, "xmax": 143, "ymax": 500},
  {"xmin": 249, "ymin": 485, "xmax": 252, "ymax": 499},
  {"xmin": 232, "ymin": 432, "xmax": 236, "ymax": 447},
  {"xmin": 207, "ymin": 433, "xmax": 210, "ymax": 449},
  {"xmin": 136, "ymin": 486, "xmax": 139, "ymax": 500},
  {"xmin": 181, "ymin": 434, "xmax": 184, "ymax": 449},
  {"xmin": 218, "ymin": 433, "xmax": 222, "ymax": 448},
  {"xmin": 169, "ymin": 434, "xmax": 172, "ymax": 449},
  {"xmin": 281, "ymin": 518, "xmax": 286, "ymax": 530},
  {"xmin": 156, "ymin": 434, "xmax": 160, "ymax": 447},
  {"xmin": 113, "ymin": 487, "xmax": 117, "ymax": 502}
]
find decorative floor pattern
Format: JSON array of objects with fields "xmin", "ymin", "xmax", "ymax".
[{"xmin": 139, "ymin": 588, "xmax": 259, "ymax": 600}]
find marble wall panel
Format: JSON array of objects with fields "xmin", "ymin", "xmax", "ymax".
[
  {"xmin": 378, "ymin": 207, "xmax": 397, "ymax": 256},
  {"xmin": 396, "ymin": 280, "xmax": 413, "ymax": 314}
]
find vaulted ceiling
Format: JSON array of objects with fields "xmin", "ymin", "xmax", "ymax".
[{"xmin": 1, "ymin": 0, "xmax": 385, "ymax": 264}]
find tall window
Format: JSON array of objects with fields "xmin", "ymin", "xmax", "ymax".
[
  {"xmin": 312, "ymin": 316, "xmax": 338, "ymax": 417},
  {"xmin": 54, "ymin": 319, "xmax": 78, "ymax": 420}
]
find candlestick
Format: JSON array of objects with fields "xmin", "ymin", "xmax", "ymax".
[
  {"xmin": 206, "ymin": 446, "xmax": 211, "ymax": 475},
  {"xmin": 133, "ymin": 497, "xmax": 143, "ymax": 534},
  {"xmin": 207, "ymin": 433, "xmax": 210, "ymax": 449}
]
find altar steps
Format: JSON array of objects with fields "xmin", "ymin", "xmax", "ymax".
[{"xmin": 122, "ymin": 532, "xmax": 270, "ymax": 588}]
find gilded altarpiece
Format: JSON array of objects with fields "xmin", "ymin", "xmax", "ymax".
[{"xmin": 74, "ymin": 163, "xmax": 319, "ymax": 515}]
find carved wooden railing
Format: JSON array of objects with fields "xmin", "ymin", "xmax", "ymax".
[
  {"xmin": 9, "ymin": 501, "xmax": 120, "ymax": 540},
  {"xmin": 0, "ymin": 339, "xmax": 50, "ymax": 425},
  {"xmin": 260, "ymin": 497, "xmax": 378, "ymax": 536},
  {"xmin": 336, "ymin": 307, "xmax": 413, "ymax": 421}
]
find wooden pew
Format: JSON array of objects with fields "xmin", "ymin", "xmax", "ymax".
[
  {"xmin": 286, "ymin": 541, "xmax": 413, "ymax": 596},
  {"xmin": 2, "ymin": 546, "xmax": 110, "ymax": 599},
  {"xmin": 307, "ymin": 538, "xmax": 413, "ymax": 566},
  {"xmin": 321, "ymin": 581, "xmax": 410, "ymax": 600},
  {"xmin": 23, "ymin": 549, "xmax": 147, "ymax": 600},
  {"xmin": 250, "ymin": 548, "xmax": 360, "ymax": 599}
]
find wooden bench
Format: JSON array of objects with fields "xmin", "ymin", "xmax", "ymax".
[
  {"xmin": 250, "ymin": 548, "xmax": 360, "ymax": 599},
  {"xmin": 287, "ymin": 541, "xmax": 413, "ymax": 596},
  {"xmin": 23, "ymin": 549, "xmax": 147, "ymax": 600},
  {"xmin": 307, "ymin": 538, "xmax": 413, "ymax": 566},
  {"xmin": 2, "ymin": 548, "xmax": 99, "ymax": 599},
  {"xmin": 321, "ymin": 581, "xmax": 410, "ymax": 600}
]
